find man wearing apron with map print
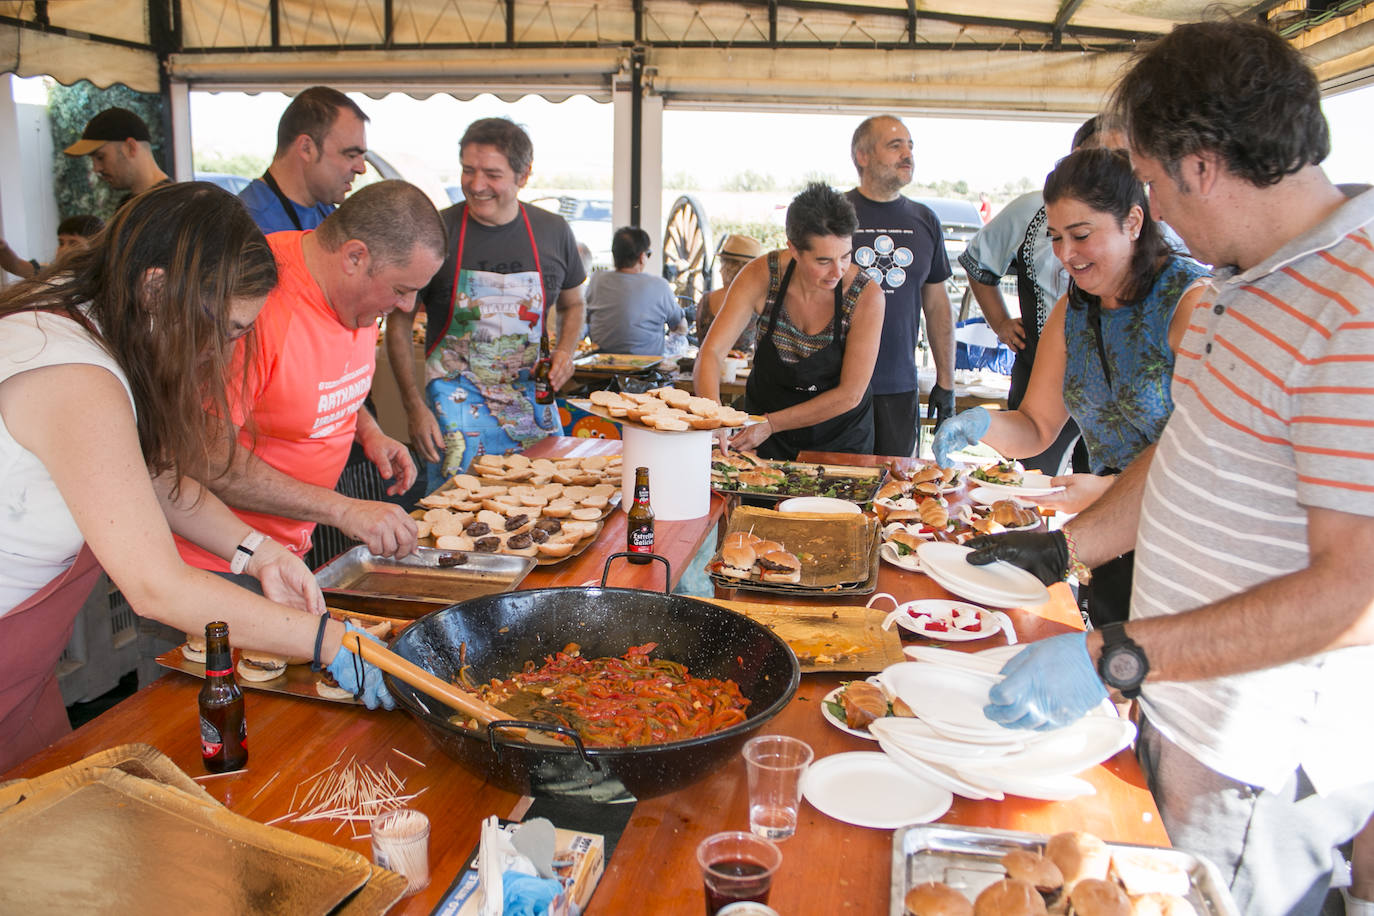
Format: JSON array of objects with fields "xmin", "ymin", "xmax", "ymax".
[{"xmin": 386, "ymin": 118, "xmax": 586, "ymax": 491}]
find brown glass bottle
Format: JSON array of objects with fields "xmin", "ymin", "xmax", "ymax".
[
  {"xmin": 627, "ymin": 466, "xmax": 655, "ymax": 563},
  {"xmin": 533, "ymin": 317, "xmax": 555, "ymax": 405},
  {"xmin": 198, "ymin": 621, "xmax": 248, "ymax": 773}
]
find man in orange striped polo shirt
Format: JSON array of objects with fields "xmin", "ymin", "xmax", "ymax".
[{"xmin": 966, "ymin": 19, "xmax": 1374, "ymax": 916}]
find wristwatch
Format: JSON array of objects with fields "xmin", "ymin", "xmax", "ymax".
[{"xmin": 1097, "ymin": 622, "xmax": 1149, "ymax": 699}]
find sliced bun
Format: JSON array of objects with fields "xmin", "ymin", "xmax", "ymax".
[
  {"xmin": 236, "ymin": 651, "xmax": 288, "ymax": 682},
  {"xmin": 1066, "ymin": 878, "xmax": 1130, "ymax": 916},
  {"xmin": 182, "ymin": 633, "xmax": 207, "ymax": 664},
  {"xmin": 1002, "ymin": 850, "xmax": 1064, "ymax": 902},
  {"xmin": 537, "ymin": 541, "xmax": 576, "ymax": 559},
  {"xmin": 757, "ymin": 549, "xmax": 801, "ymax": 584},
  {"xmin": 723, "ymin": 530, "xmax": 762, "ymax": 550},
  {"xmin": 904, "ymin": 881, "xmax": 974, "ymax": 916},
  {"xmin": 1128, "ymin": 893, "xmax": 1198, "ymax": 916},
  {"xmin": 973, "ymin": 879, "xmax": 1048, "ymax": 916},
  {"xmin": 720, "ymin": 542, "xmax": 757, "ymax": 579},
  {"xmin": 315, "ymin": 673, "xmax": 355, "ymax": 700},
  {"xmin": 1046, "ymin": 832, "xmax": 1111, "ymax": 892},
  {"xmin": 1109, "ymin": 851, "xmax": 1191, "ymax": 898}
]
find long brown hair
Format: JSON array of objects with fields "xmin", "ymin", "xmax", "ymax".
[{"xmin": 0, "ymin": 182, "xmax": 277, "ymax": 495}]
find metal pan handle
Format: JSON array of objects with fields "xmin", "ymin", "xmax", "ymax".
[
  {"xmin": 600, "ymin": 552, "xmax": 671, "ymax": 593},
  {"xmin": 486, "ymin": 720, "xmax": 597, "ymax": 766}
]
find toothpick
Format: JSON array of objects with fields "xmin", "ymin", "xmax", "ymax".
[
  {"xmin": 250, "ymin": 769, "xmax": 281, "ymax": 800},
  {"xmin": 390, "ymin": 747, "xmax": 425, "ymax": 767}
]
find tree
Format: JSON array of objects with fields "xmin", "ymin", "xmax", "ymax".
[{"xmin": 48, "ymin": 81, "xmax": 166, "ymax": 220}]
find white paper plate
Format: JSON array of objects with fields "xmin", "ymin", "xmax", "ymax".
[
  {"xmin": 879, "ymin": 543, "xmax": 922, "ymax": 573},
  {"xmin": 777, "ymin": 496, "xmax": 862, "ymax": 515},
  {"xmin": 868, "ymin": 717, "xmax": 1023, "ymax": 761},
  {"xmin": 969, "ymin": 471, "xmax": 1065, "ymax": 498},
  {"xmin": 820, "ymin": 686, "xmax": 879, "ymax": 740},
  {"xmin": 903, "ymin": 644, "xmax": 1021, "ymax": 674},
  {"xmin": 988, "ymin": 716, "xmax": 1136, "ymax": 780},
  {"xmin": 875, "ymin": 663, "xmax": 1009, "ymax": 735},
  {"xmin": 958, "ymin": 764, "xmax": 1097, "ymax": 802},
  {"xmin": 886, "ymin": 599, "xmax": 1000, "ymax": 641},
  {"xmin": 917, "ymin": 542, "xmax": 1050, "ymax": 608},
  {"xmin": 802, "ymin": 752, "xmax": 954, "ymax": 828},
  {"xmin": 968, "ymin": 486, "xmax": 1036, "ymax": 509},
  {"xmin": 873, "ymin": 737, "xmax": 1004, "ymax": 801}
]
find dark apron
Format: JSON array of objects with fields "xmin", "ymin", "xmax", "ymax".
[
  {"xmin": 0, "ymin": 545, "xmax": 103, "ymax": 773},
  {"xmin": 744, "ymin": 260, "xmax": 873, "ymax": 460}
]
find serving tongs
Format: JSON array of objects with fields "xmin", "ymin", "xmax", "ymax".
[{"xmin": 339, "ymin": 632, "xmax": 564, "ymax": 746}]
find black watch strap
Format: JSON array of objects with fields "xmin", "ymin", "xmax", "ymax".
[{"xmin": 1097, "ymin": 622, "xmax": 1149, "ymax": 699}]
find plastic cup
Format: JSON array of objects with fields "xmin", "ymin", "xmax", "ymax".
[
  {"xmin": 696, "ymin": 830, "xmax": 782, "ymax": 916},
  {"xmin": 721, "ymin": 356, "xmax": 744, "ymax": 382},
  {"xmin": 742, "ymin": 735, "xmax": 813, "ymax": 840},
  {"xmin": 370, "ymin": 808, "xmax": 431, "ymax": 895}
]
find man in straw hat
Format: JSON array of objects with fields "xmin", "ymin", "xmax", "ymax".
[{"xmin": 696, "ymin": 232, "xmax": 765, "ymax": 352}]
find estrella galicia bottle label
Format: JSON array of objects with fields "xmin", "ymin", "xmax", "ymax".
[{"xmin": 200, "ymin": 716, "xmax": 223, "ymax": 759}]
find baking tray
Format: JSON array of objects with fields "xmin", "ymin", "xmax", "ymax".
[
  {"xmin": 702, "ymin": 598, "xmax": 905, "ymax": 673},
  {"xmin": 573, "ymin": 352, "xmax": 665, "ymax": 375},
  {"xmin": 0, "ymin": 767, "xmax": 374, "ymax": 915},
  {"xmin": 891, "ymin": 823, "xmax": 1240, "ymax": 915},
  {"xmin": 708, "ymin": 506, "xmax": 882, "ymax": 596},
  {"xmin": 711, "ymin": 456, "xmax": 887, "ymax": 504},
  {"xmin": 316, "ymin": 545, "xmax": 535, "ymax": 604}
]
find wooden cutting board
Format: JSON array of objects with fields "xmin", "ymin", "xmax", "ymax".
[{"xmin": 702, "ymin": 597, "xmax": 905, "ymax": 674}]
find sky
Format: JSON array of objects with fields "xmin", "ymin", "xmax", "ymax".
[{"xmin": 186, "ymin": 83, "xmax": 1374, "ymax": 192}]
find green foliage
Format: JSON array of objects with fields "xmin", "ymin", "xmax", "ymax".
[
  {"xmin": 723, "ymin": 170, "xmax": 776, "ymax": 193},
  {"xmin": 192, "ymin": 151, "xmax": 267, "ymax": 178},
  {"xmin": 791, "ymin": 169, "xmax": 846, "ymax": 191},
  {"xmin": 665, "ymin": 170, "xmax": 699, "ymax": 191},
  {"xmin": 47, "ymin": 81, "xmax": 167, "ymax": 220}
]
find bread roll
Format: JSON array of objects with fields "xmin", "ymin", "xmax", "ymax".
[
  {"xmin": 1046, "ymin": 832, "xmax": 1111, "ymax": 892},
  {"xmin": 1001, "ymin": 850, "xmax": 1064, "ymax": 904},
  {"xmin": 973, "ymin": 878, "xmax": 1048, "ymax": 916},
  {"xmin": 1067, "ymin": 878, "xmax": 1130, "ymax": 916},
  {"xmin": 904, "ymin": 881, "xmax": 974, "ymax": 916}
]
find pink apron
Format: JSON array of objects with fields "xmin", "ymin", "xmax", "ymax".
[{"xmin": 0, "ymin": 545, "xmax": 103, "ymax": 773}]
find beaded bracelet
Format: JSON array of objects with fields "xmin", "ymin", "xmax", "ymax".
[{"xmin": 1062, "ymin": 527, "xmax": 1093, "ymax": 584}]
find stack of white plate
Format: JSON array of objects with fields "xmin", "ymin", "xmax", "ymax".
[
  {"xmin": 868, "ymin": 656, "xmax": 1135, "ymax": 802},
  {"xmin": 916, "ymin": 541, "xmax": 1050, "ymax": 608}
]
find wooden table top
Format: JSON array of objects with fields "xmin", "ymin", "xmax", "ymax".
[{"xmin": 3, "ymin": 440, "xmax": 1168, "ymax": 916}]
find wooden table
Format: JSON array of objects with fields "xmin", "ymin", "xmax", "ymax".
[{"xmin": 3, "ymin": 442, "xmax": 1168, "ymax": 915}]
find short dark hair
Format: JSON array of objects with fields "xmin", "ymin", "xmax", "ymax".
[
  {"xmin": 1110, "ymin": 19, "xmax": 1328, "ymax": 187},
  {"xmin": 611, "ymin": 226, "xmax": 651, "ymax": 269},
  {"xmin": 1044, "ymin": 148, "xmax": 1173, "ymax": 308},
  {"xmin": 460, "ymin": 117, "xmax": 534, "ymax": 177},
  {"xmin": 315, "ymin": 180, "xmax": 447, "ymax": 269},
  {"xmin": 57, "ymin": 214, "xmax": 104, "ymax": 238},
  {"xmin": 849, "ymin": 114, "xmax": 900, "ymax": 176},
  {"xmin": 275, "ymin": 86, "xmax": 369, "ymax": 158},
  {"xmin": 785, "ymin": 183, "xmax": 857, "ymax": 250}
]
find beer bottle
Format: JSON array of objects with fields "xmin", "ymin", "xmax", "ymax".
[
  {"xmin": 199, "ymin": 621, "xmax": 248, "ymax": 773},
  {"xmin": 627, "ymin": 466, "xmax": 655, "ymax": 563},
  {"xmin": 533, "ymin": 315, "xmax": 555, "ymax": 405}
]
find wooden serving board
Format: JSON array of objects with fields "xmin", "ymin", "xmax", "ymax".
[{"xmin": 701, "ymin": 597, "xmax": 905, "ymax": 674}]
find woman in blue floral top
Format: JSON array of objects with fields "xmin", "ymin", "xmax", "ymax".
[{"xmin": 934, "ymin": 148, "xmax": 1209, "ymax": 625}]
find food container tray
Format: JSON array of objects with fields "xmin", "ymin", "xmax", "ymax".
[
  {"xmin": 891, "ymin": 823, "xmax": 1240, "ymax": 915},
  {"xmin": 711, "ymin": 456, "xmax": 886, "ymax": 504},
  {"xmin": 572, "ymin": 352, "xmax": 665, "ymax": 375},
  {"xmin": 708, "ymin": 507, "xmax": 881, "ymax": 596},
  {"xmin": 316, "ymin": 545, "xmax": 535, "ymax": 606}
]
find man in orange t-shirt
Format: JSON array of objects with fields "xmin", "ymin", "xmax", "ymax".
[{"xmin": 175, "ymin": 180, "xmax": 446, "ymax": 576}]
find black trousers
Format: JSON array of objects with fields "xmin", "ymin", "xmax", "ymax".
[{"xmin": 872, "ymin": 391, "xmax": 919, "ymax": 458}]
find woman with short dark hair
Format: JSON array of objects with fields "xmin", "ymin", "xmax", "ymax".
[{"xmin": 694, "ymin": 183, "xmax": 885, "ymax": 459}]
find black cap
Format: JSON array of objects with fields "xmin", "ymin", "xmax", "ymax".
[{"xmin": 64, "ymin": 107, "xmax": 151, "ymax": 156}]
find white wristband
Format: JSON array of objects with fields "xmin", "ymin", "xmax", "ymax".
[{"xmin": 230, "ymin": 530, "xmax": 268, "ymax": 575}]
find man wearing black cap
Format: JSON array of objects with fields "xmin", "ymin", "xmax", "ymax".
[{"xmin": 63, "ymin": 107, "xmax": 170, "ymax": 203}]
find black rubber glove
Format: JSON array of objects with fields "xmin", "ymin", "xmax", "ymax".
[
  {"xmin": 926, "ymin": 384, "xmax": 956, "ymax": 432},
  {"xmin": 965, "ymin": 530, "xmax": 1069, "ymax": 587}
]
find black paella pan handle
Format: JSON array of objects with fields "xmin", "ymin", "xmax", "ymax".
[
  {"xmin": 599, "ymin": 552, "xmax": 671, "ymax": 593},
  {"xmin": 487, "ymin": 720, "xmax": 598, "ymax": 767}
]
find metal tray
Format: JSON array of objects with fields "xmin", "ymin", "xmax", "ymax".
[
  {"xmin": 316, "ymin": 545, "xmax": 535, "ymax": 605},
  {"xmin": 708, "ymin": 508, "xmax": 882, "ymax": 596},
  {"xmin": 573, "ymin": 352, "xmax": 664, "ymax": 375},
  {"xmin": 891, "ymin": 823, "xmax": 1240, "ymax": 915},
  {"xmin": 711, "ymin": 458, "xmax": 887, "ymax": 504}
]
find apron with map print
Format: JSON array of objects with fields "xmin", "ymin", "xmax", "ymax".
[{"xmin": 424, "ymin": 204, "xmax": 562, "ymax": 481}]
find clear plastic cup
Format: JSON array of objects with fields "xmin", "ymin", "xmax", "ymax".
[
  {"xmin": 742, "ymin": 735, "xmax": 813, "ymax": 840},
  {"xmin": 696, "ymin": 830, "xmax": 782, "ymax": 916},
  {"xmin": 370, "ymin": 808, "xmax": 431, "ymax": 895}
]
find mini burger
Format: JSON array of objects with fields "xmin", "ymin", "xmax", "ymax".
[
  {"xmin": 1001, "ymin": 850, "xmax": 1064, "ymax": 906},
  {"xmin": 1128, "ymin": 893, "xmax": 1198, "ymax": 916},
  {"xmin": 973, "ymin": 878, "xmax": 1048, "ymax": 916},
  {"xmin": 1046, "ymin": 832, "xmax": 1111, "ymax": 892},
  {"xmin": 719, "ymin": 541, "xmax": 757, "ymax": 579},
  {"xmin": 904, "ymin": 881, "xmax": 973, "ymax": 916},
  {"xmin": 756, "ymin": 549, "xmax": 801, "ymax": 584},
  {"xmin": 972, "ymin": 460, "xmax": 1025, "ymax": 487},
  {"xmin": 1064, "ymin": 878, "xmax": 1130, "ymax": 916},
  {"xmin": 315, "ymin": 669, "xmax": 355, "ymax": 701},
  {"xmin": 236, "ymin": 650, "xmax": 288, "ymax": 682},
  {"xmin": 182, "ymin": 632, "xmax": 207, "ymax": 664}
]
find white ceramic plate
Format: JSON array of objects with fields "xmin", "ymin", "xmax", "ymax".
[
  {"xmin": 802, "ymin": 751, "xmax": 954, "ymax": 828},
  {"xmin": 968, "ymin": 471, "xmax": 1065, "ymax": 498},
  {"xmin": 777, "ymin": 496, "xmax": 862, "ymax": 515},
  {"xmin": 887, "ymin": 599, "xmax": 1000, "ymax": 641},
  {"xmin": 820, "ymin": 686, "xmax": 879, "ymax": 740},
  {"xmin": 916, "ymin": 542, "xmax": 1050, "ymax": 608}
]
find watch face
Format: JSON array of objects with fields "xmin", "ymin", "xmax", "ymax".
[{"xmin": 1104, "ymin": 648, "xmax": 1145, "ymax": 685}]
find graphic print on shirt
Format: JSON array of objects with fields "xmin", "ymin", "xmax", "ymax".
[
  {"xmin": 310, "ymin": 362, "xmax": 373, "ymax": 439},
  {"xmin": 854, "ymin": 233, "xmax": 916, "ymax": 292},
  {"xmin": 425, "ymin": 267, "xmax": 555, "ymax": 471}
]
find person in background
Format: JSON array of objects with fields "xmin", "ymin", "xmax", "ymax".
[
  {"xmin": 62, "ymin": 107, "xmax": 170, "ymax": 204},
  {"xmin": 966, "ymin": 21, "xmax": 1374, "ymax": 915},
  {"xmin": 0, "ymin": 215, "xmax": 103, "ymax": 280},
  {"xmin": 696, "ymin": 233, "xmax": 765, "ymax": 351},
  {"xmin": 934, "ymin": 147, "xmax": 1209, "ymax": 626},
  {"xmin": 385, "ymin": 117, "xmax": 586, "ymax": 488},
  {"xmin": 977, "ymin": 192, "xmax": 992, "ymax": 223},
  {"xmin": 584, "ymin": 226, "xmax": 686, "ymax": 356},
  {"xmin": 0, "ymin": 183, "xmax": 397, "ymax": 771},
  {"xmin": 958, "ymin": 116, "xmax": 1117, "ymax": 475},
  {"xmin": 846, "ymin": 115, "xmax": 955, "ymax": 458},
  {"xmin": 238, "ymin": 86, "xmax": 370, "ymax": 234},
  {"xmin": 694, "ymin": 183, "xmax": 884, "ymax": 459}
]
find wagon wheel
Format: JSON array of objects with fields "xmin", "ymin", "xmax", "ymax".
[{"xmin": 662, "ymin": 194, "xmax": 712, "ymax": 305}]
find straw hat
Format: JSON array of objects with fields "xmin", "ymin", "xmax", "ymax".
[{"xmin": 717, "ymin": 234, "xmax": 765, "ymax": 262}]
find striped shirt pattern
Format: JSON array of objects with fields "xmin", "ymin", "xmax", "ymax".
[{"xmin": 1132, "ymin": 186, "xmax": 1374, "ymax": 793}]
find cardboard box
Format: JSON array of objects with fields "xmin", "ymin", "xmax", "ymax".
[{"xmin": 431, "ymin": 821, "xmax": 605, "ymax": 916}]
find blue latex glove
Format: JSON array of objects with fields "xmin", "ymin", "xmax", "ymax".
[
  {"xmin": 932, "ymin": 406, "xmax": 991, "ymax": 468},
  {"xmin": 326, "ymin": 620, "xmax": 396, "ymax": 710},
  {"xmin": 503, "ymin": 872, "xmax": 563, "ymax": 916},
  {"xmin": 983, "ymin": 632, "xmax": 1108, "ymax": 731}
]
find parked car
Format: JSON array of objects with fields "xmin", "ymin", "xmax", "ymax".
[
  {"xmin": 194, "ymin": 171, "xmax": 252, "ymax": 194},
  {"xmin": 530, "ymin": 196, "xmax": 614, "ymax": 273}
]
